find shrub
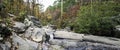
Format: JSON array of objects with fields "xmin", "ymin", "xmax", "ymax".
[{"xmin": 73, "ymin": 1, "xmax": 120, "ymax": 37}]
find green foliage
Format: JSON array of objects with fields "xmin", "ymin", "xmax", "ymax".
[
  {"xmin": 73, "ymin": 1, "xmax": 120, "ymax": 37},
  {"xmin": 46, "ymin": 0, "xmax": 79, "ymax": 29},
  {"xmin": 14, "ymin": 11, "xmax": 27, "ymax": 22}
]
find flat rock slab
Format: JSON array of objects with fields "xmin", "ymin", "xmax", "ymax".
[
  {"xmin": 54, "ymin": 31, "xmax": 120, "ymax": 46},
  {"xmin": 84, "ymin": 35, "xmax": 120, "ymax": 46},
  {"xmin": 54, "ymin": 31, "xmax": 84, "ymax": 40},
  {"xmin": 50, "ymin": 39, "xmax": 120, "ymax": 50}
]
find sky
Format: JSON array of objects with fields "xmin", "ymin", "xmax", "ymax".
[
  {"xmin": 38, "ymin": 0, "xmax": 56, "ymax": 11},
  {"xmin": 24, "ymin": 0, "xmax": 56, "ymax": 11}
]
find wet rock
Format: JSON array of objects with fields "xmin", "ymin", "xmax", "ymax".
[{"xmin": 13, "ymin": 22, "xmax": 25, "ymax": 33}]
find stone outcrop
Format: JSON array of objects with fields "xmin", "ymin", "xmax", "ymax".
[
  {"xmin": 12, "ymin": 22, "xmax": 26, "ymax": 33},
  {"xmin": 0, "ymin": 15, "xmax": 120, "ymax": 50}
]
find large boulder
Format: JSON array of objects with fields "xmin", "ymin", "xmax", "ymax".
[
  {"xmin": 25, "ymin": 26, "xmax": 45, "ymax": 42},
  {"xmin": 25, "ymin": 25, "xmax": 55, "ymax": 43},
  {"xmin": 12, "ymin": 33, "xmax": 39, "ymax": 50},
  {"xmin": 12, "ymin": 22, "xmax": 26, "ymax": 33},
  {"xmin": 24, "ymin": 15, "xmax": 42, "ymax": 27},
  {"xmin": 31, "ymin": 27, "xmax": 45, "ymax": 42}
]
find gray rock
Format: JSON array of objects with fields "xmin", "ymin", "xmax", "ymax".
[
  {"xmin": 50, "ymin": 39, "xmax": 120, "ymax": 50},
  {"xmin": 13, "ymin": 22, "xmax": 25, "ymax": 33},
  {"xmin": 116, "ymin": 25, "xmax": 120, "ymax": 31},
  {"xmin": 26, "ymin": 15, "xmax": 42, "ymax": 27},
  {"xmin": 42, "ymin": 26, "xmax": 54, "ymax": 42},
  {"xmin": 25, "ymin": 39, "xmax": 39, "ymax": 50},
  {"xmin": 0, "ymin": 37, "xmax": 3, "ymax": 40},
  {"xmin": 0, "ymin": 44, "xmax": 10, "ymax": 50},
  {"xmin": 5, "ymin": 42, "xmax": 11, "ymax": 48},
  {"xmin": 49, "ymin": 39, "xmax": 79, "ymax": 47},
  {"xmin": 31, "ymin": 27, "xmax": 45, "ymax": 42},
  {"xmin": 8, "ymin": 13, "xmax": 15, "ymax": 17},
  {"xmin": 84, "ymin": 35, "xmax": 120, "ymax": 46},
  {"xmin": 42, "ymin": 42, "xmax": 49, "ymax": 50},
  {"xmin": 12, "ymin": 33, "xmax": 27, "ymax": 47},
  {"xmin": 12, "ymin": 33, "xmax": 39, "ymax": 50},
  {"xmin": 24, "ymin": 27, "xmax": 34, "ymax": 38},
  {"xmin": 66, "ymin": 43, "xmax": 120, "ymax": 50},
  {"xmin": 17, "ymin": 45, "xmax": 34, "ymax": 50},
  {"xmin": 37, "ymin": 43, "xmax": 42, "ymax": 50},
  {"xmin": 12, "ymin": 33, "xmax": 31, "ymax": 50},
  {"xmin": 54, "ymin": 31, "xmax": 84, "ymax": 40},
  {"xmin": 25, "ymin": 26, "xmax": 46, "ymax": 42},
  {"xmin": 64, "ymin": 27, "xmax": 71, "ymax": 32},
  {"xmin": 24, "ymin": 18, "xmax": 34, "ymax": 27},
  {"xmin": 49, "ymin": 45, "xmax": 65, "ymax": 50}
]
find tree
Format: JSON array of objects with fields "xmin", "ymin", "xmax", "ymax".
[{"xmin": 74, "ymin": 1, "xmax": 120, "ymax": 37}]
